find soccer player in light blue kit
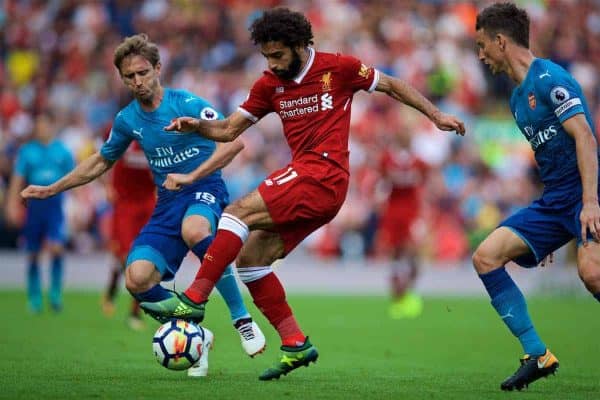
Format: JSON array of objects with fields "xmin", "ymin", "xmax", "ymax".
[
  {"xmin": 474, "ymin": 2, "xmax": 600, "ymax": 391},
  {"xmin": 6, "ymin": 111, "xmax": 74, "ymax": 313},
  {"xmin": 20, "ymin": 34, "xmax": 266, "ymax": 377}
]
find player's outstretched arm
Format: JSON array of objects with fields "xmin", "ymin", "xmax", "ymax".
[
  {"xmin": 164, "ymin": 111, "xmax": 253, "ymax": 142},
  {"xmin": 375, "ymin": 72, "xmax": 465, "ymax": 136},
  {"xmin": 563, "ymin": 114, "xmax": 600, "ymax": 244},
  {"xmin": 163, "ymin": 139, "xmax": 245, "ymax": 191},
  {"xmin": 20, "ymin": 152, "xmax": 115, "ymax": 200}
]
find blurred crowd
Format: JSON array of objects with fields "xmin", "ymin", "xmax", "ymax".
[{"xmin": 1, "ymin": 0, "xmax": 599, "ymax": 262}]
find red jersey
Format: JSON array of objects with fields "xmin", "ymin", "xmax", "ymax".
[
  {"xmin": 111, "ymin": 141, "xmax": 155, "ymax": 202},
  {"xmin": 239, "ymin": 49, "xmax": 379, "ymax": 173},
  {"xmin": 380, "ymin": 149, "xmax": 428, "ymax": 213}
]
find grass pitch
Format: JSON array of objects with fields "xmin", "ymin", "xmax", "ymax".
[{"xmin": 1, "ymin": 290, "xmax": 598, "ymax": 399}]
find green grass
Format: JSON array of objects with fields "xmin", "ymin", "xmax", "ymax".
[{"xmin": 1, "ymin": 290, "xmax": 599, "ymax": 400}]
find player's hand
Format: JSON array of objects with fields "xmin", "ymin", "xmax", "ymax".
[
  {"xmin": 164, "ymin": 117, "xmax": 199, "ymax": 133},
  {"xmin": 163, "ymin": 173, "xmax": 193, "ymax": 191},
  {"xmin": 432, "ymin": 111, "xmax": 465, "ymax": 136},
  {"xmin": 580, "ymin": 201, "xmax": 600, "ymax": 246},
  {"xmin": 20, "ymin": 184, "xmax": 56, "ymax": 200}
]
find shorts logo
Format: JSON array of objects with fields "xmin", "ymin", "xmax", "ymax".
[
  {"xmin": 550, "ymin": 86, "xmax": 570, "ymax": 105},
  {"xmin": 321, "ymin": 72, "xmax": 332, "ymax": 91},
  {"xmin": 528, "ymin": 92, "xmax": 536, "ymax": 109}
]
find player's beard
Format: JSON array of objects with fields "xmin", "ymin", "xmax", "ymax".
[
  {"xmin": 272, "ymin": 49, "xmax": 302, "ymax": 80},
  {"xmin": 136, "ymin": 81, "xmax": 158, "ymax": 106}
]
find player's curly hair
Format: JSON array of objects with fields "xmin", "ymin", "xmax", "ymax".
[
  {"xmin": 476, "ymin": 2, "xmax": 529, "ymax": 48},
  {"xmin": 250, "ymin": 8, "xmax": 314, "ymax": 48},
  {"xmin": 113, "ymin": 33, "xmax": 160, "ymax": 74}
]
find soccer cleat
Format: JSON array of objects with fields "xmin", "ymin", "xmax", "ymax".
[
  {"xmin": 140, "ymin": 292, "xmax": 206, "ymax": 323},
  {"xmin": 258, "ymin": 337, "xmax": 319, "ymax": 381},
  {"xmin": 500, "ymin": 349, "xmax": 559, "ymax": 391},
  {"xmin": 234, "ymin": 318, "xmax": 266, "ymax": 357},
  {"xmin": 388, "ymin": 291, "xmax": 423, "ymax": 319},
  {"xmin": 187, "ymin": 327, "xmax": 214, "ymax": 377}
]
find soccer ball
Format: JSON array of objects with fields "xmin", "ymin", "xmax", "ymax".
[{"xmin": 152, "ymin": 319, "xmax": 205, "ymax": 370}]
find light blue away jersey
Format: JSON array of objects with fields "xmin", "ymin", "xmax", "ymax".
[
  {"xmin": 14, "ymin": 139, "xmax": 74, "ymax": 186},
  {"xmin": 100, "ymin": 88, "xmax": 223, "ymax": 188},
  {"xmin": 510, "ymin": 58, "xmax": 597, "ymax": 198}
]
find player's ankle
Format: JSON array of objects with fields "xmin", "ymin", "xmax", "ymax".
[
  {"xmin": 282, "ymin": 333, "xmax": 306, "ymax": 347},
  {"xmin": 182, "ymin": 289, "xmax": 205, "ymax": 304}
]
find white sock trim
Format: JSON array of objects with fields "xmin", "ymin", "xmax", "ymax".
[
  {"xmin": 218, "ymin": 213, "xmax": 249, "ymax": 242},
  {"xmin": 237, "ymin": 266, "xmax": 273, "ymax": 283}
]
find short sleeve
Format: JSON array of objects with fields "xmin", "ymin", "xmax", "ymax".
[
  {"xmin": 100, "ymin": 113, "xmax": 133, "ymax": 161},
  {"xmin": 338, "ymin": 54, "xmax": 379, "ymax": 93},
  {"xmin": 539, "ymin": 75, "xmax": 584, "ymax": 123},
  {"xmin": 238, "ymin": 76, "xmax": 273, "ymax": 123},
  {"xmin": 179, "ymin": 91, "xmax": 224, "ymax": 121}
]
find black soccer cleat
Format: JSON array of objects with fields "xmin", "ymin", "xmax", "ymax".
[{"xmin": 500, "ymin": 349, "xmax": 559, "ymax": 391}]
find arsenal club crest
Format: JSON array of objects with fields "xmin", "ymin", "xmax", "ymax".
[{"xmin": 528, "ymin": 92, "xmax": 536, "ymax": 109}]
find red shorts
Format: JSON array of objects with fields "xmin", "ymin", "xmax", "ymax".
[
  {"xmin": 110, "ymin": 197, "xmax": 155, "ymax": 259},
  {"xmin": 258, "ymin": 153, "xmax": 349, "ymax": 255},
  {"xmin": 376, "ymin": 207, "xmax": 419, "ymax": 251}
]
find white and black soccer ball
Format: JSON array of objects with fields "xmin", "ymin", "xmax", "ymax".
[{"xmin": 152, "ymin": 319, "xmax": 205, "ymax": 370}]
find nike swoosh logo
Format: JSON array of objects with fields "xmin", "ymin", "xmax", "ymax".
[
  {"xmin": 184, "ymin": 97, "xmax": 197, "ymax": 103},
  {"xmin": 537, "ymin": 352, "xmax": 552, "ymax": 368}
]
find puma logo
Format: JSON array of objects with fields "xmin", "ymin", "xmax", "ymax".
[{"xmin": 539, "ymin": 70, "xmax": 551, "ymax": 79}]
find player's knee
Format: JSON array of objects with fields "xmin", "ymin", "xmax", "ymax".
[
  {"xmin": 181, "ymin": 216, "xmax": 211, "ymax": 246},
  {"xmin": 236, "ymin": 252, "xmax": 276, "ymax": 268},
  {"xmin": 125, "ymin": 264, "xmax": 154, "ymax": 294},
  {"xmin": 237, "ymin": 242, "xmax": 282, "ymax": 267},
  {"xmin": 472, "ymin": 246, "xmax": 500, "ymax": 274},
  {"xmin": 579, "ymin": 260, "xmax": 600, "ymax": 292}
]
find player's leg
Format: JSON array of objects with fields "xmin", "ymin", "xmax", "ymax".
[
  {"xmin": 45, "ymin": 200, "xmax": 68, "ymax": 312},
  {"xmin": 102, "ymin": 256, "xmax": 123, "ymax": 317},
  {"xmin": 23, "ymin": 207, "xmax": 43, "ymax": 313},
  {"xmin": 473, "ymin": 226, "xmax": 558, "ymax": 390},
  {"xmin": 236, "ymin": 230, "xmax": 318, "ymax": 380},
  {"xmin": 25, "ymin": 252, "xmax": 42, "ymax": 313},
  {"xmin": 46, "ymin": 241, "xmax": 65, "ymax": 312},
  {"xmin": 576, "ymin": 241, "xmax": 600, "ymax": 301},
  {"xmin": 181, "ymin": 211, "xmax": 265, "ymax": 357},
  {"xmin": 141, "ymin": 188, "xmax": 273, "ymax": 321},
  {"xmin": 102, "ymin": 207, "xmax": 123, "ymax": 317},
  {"xmin": 125, "ymin": 259, "xmax": 167, "ymax": 304}
]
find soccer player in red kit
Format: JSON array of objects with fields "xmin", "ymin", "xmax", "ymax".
[
  {"xmin": 102, "ymin": 139, "xmax": 155, "ymax": 329},
  {"xmin": 375, "ymin": 130, "xmax": 428, "ymax": 319},
  {"xmin": 141, "ymin": 8, "xmax": 465, "ymax": 380}
]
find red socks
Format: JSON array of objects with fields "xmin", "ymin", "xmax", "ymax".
[
  {"xmin": 185, "ymin": 230, "xmax": 243, "ymax": 303},
  {"xmin": 245, "ymin": 272, "xmax": 305, "ymax": 347}
]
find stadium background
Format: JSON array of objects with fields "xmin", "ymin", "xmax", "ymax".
[
  {"xmin": 1, "ymin": 0, "xmax": 599, "ymax": 291},
  {"xmin": 2, "ymin": 1, "xmax": 600, "ymax": 399}
]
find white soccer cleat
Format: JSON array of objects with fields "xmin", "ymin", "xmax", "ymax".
[
  {"xmin": 187, "ymin": 327, "xmax": 214, "ymax": 377},
  {"xmin": 235, "ymin": 319, "xmax": 266, "ymax": 357}
]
